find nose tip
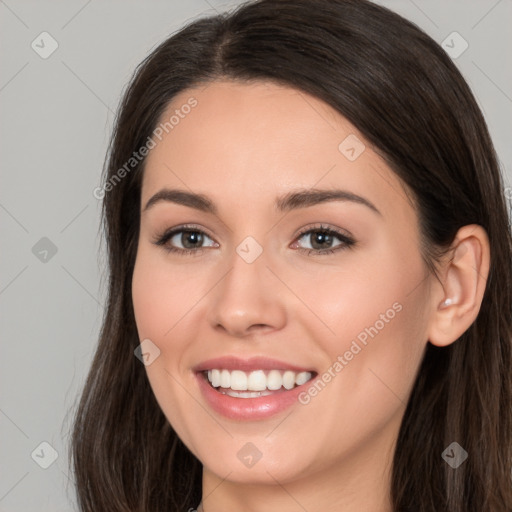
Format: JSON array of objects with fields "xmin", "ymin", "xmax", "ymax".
[
  {"xmin": 207, "ymin": 256, "xmax": 287, "ymax": 338},
  {"xmin": 213, "ymin": 312, "xmax": 275, "ymax": 338}
]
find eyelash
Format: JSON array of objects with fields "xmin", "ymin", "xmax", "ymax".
[{"xmin": 152, "ymin": 223, "xmax": 356, "ymax": 257}]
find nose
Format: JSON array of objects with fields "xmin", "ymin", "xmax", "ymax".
[{"xmin": 207, "ymin": 245, "xmax": 287, "ymax": 338}]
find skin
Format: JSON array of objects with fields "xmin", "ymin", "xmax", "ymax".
[{"xmin": 131, "ymin": 80, "xmax": 490, "ymax": 512}]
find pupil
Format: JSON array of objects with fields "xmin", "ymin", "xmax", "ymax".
[
  {"xmin": 312, "ymin": 232, "xmax": 332, "ymax": 249},
  {"xmin": 182, "ymin": 231, "xmax": 202, "ymax": 249}
]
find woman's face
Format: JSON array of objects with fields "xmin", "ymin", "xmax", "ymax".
[{"xmin": 132, "ymin": 80, "xmax": 436, "ymax": 490}]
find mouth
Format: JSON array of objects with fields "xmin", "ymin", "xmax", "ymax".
[
  {"xmin": 193, "ymin": 357, "xmax": 318, "ymax": 420},
  {"xmin": 201, "ymin": 368, "xmax": 316, "ymax": 398}
]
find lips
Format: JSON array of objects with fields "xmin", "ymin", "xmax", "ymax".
[{"xmin": 193, "ymin": 356, "xmax": 317, "ymax": 420}]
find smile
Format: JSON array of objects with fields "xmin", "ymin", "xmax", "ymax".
[
  {"xmin": 205, "ymin": 369, "xmax": 314, "ymax": 397},
  {"xmin": 193, "ymin": 357, "xmax": 318, "ymax": 420}
]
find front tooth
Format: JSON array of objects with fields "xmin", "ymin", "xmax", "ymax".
[
  {"xmin": 230, "ymin": 370, "xmax": 248, "ymax": 390},
  {"xmin": 247, "ymin": 370, "xmax": 267, "ymax": 391},
  {"xmin": 282, "ymin": 371, "xmax": 296, "ymax": 390},
  {"xmin": 295, "ymin": 371, "xmax": 312, "ymax": 386},
  {"xmin": 211, "ymin": 369, "xmax": 221, "ymax": 387},
  {"xmin": 267, "ymin": 370, "xmax": 284, "ymax": 390},
  {"xmin": 220, "ymin": 369, "xmax": 231, "ymax": 388}
]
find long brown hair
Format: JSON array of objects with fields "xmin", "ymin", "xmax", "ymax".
[{"xmin": 69, "ymin": 0, "xmax": 512, "ymax": 510}]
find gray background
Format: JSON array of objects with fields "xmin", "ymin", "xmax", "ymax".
[{"xmin": 1, "ymin": 1, "xmax": 511, "ymax": 510}]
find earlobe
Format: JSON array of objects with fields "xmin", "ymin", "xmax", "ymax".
[{"xmin": 428, "ymin": 225, "xmax": 490, "ymax": 347}]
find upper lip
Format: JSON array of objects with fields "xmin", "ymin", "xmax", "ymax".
[{"xmin": 193, "ymin": 356, "xmax": 316, "ymax": 373}]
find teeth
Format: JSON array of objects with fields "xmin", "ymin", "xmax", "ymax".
[
  {"xmin": 295, "ymin": 371, "xmax": 311, "ymax": 386},
  {"xmin": 282, "ymin": 370, "xmax": 295, "ymax": 390},
  {"xmin": 230, "ymin": 370, "xmax": 247, "ymax": 391},
  {"xmin": 267, "ymin": 370, "xmax": 283, "ymax": 390},
  {"xmin": 205, "ymin": 369, "xmax": 313, "ymax": 392},
  {"xmin": 220, "ymin": 389, "xmax": 274, "ymax": 398},
  {"xmin": 247, "ymin": 370, "xmax": 267, "ymax": 391},
  {"xmin": 220, "ymin": 369, "xmax": 230, "ymax": 388}
]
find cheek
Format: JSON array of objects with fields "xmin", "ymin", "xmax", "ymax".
[
  {"xmin": 131, "ymin": 246, "xmax": 203, "ymax": 341},
  {"xmin": 288, "ymin": 246, "xmax": 422, "ymax": 343},
  {"xmin": 130, "ymin": 249, "xmax": 194, "ymax": 401},
  {"xmin": 131, "ymin": 249, "xmax": 204, "ymax": 449},
  {"xmin": 132, "ymin": 258, "xmax": 166, "ymax": 341},
  {"xmin": 295, "ymin": 245, "xmax": 429, "ymax": 403}
]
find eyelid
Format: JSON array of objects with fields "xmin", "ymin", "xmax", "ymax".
[
  {"xmin": 294, "ymin": 222, "xmax": 354, "ymax": 241},
  {"xmin": 152, "ymin": 223, "xmax": 216, "ymax": 244}
]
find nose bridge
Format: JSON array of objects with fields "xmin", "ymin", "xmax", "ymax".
[{"xmin": 207, "ymin": 236, "xmax": 286, "ymax": 336}]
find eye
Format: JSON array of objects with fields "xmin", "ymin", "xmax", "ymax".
[
  {"xmin": 292, "ymin": 224, "xmax": 356, "ymax": 256},
  {"xmin": 152, "ymin": 224, "xmax": 218, "ymax": 256},
  {"xmin": 152, "ymin": 223, "xmax": 355, "ymax": 257}
]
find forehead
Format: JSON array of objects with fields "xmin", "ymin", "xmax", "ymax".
[{"xmin": 141, "ymin": 80, "xmax": 413, "ymax": 219}]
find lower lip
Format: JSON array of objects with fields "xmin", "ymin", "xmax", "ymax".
[{"xmin": 195, "ymin": 372, "xmax": 314, "ymax": 421}]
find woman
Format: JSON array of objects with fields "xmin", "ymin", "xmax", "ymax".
[{"xmin": 70, "ymin": 0, "xmax": 512, "ymax": 510}]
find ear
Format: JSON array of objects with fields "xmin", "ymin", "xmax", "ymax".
[{"xmin": 427, "ymin": 224, "xmax": 490, "ymax": 347}]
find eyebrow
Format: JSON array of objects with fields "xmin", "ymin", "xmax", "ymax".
[{"xmin": 142, "ymin": 187, "xmax": 381, "ymax": 216}]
